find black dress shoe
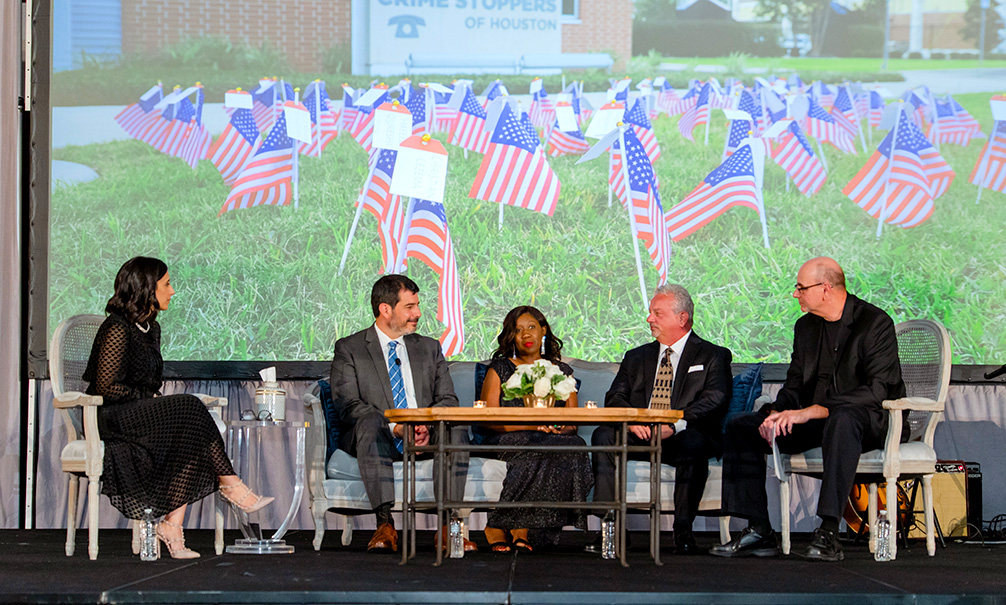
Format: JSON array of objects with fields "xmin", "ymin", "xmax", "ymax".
[
  {"xmin": 803, "ymin": 528, "xmax": 844, "ymax": 562},
  {"xmin": 709, "ymin": 527, "xmax": 781, "ymax": 558},
  {"xmin": 674, "ymin": 530, "xmax": 700, "ymax": 555}
]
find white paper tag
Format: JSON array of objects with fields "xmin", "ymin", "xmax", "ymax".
[
  {"xmin": 723, "ymin": 108, "xmax": 753, "ymax": 122},
  {"xmin": 990, "ymin": 99, "xmax": 1006, "ymax": 121},
  {"xmin": 761, "ymin": 119, "xmax": 791, "ymax": 139},
  {"xmin": 424, "ymin": 82, "xmax": 453, "ymax": 94},
  {"xmin": 554, "ymin": 102, "xmax": 578, "ymax": 132},
  {"xmin": 225, "ymin": 90, "xmax": 253, "ymax": 109},
  {"xmin": 373, "ymin": 102, "xmax": 414, "ymax": 150},
  {"xmin": 530, "ymin": 78, "xmax": 544, "ymax": 95},
  {"xmin": 283, "ymin": 101, "xmax": 312, "ymax": 143},
  {"xmin": 356, "ymin": 86, "xmax": 389, "ymax": 109},
  {"xmin": 584, "ymin": 102, "xmax": 625, "ymax": 139},
  {"xmin": 654, "ymin": 76, "xmax": 666, "ymax": 89},
  {"xmin": 390, "ymin": 136, "xmax": 449, "ymax": 203}
]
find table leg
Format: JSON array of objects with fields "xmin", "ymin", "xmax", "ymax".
[
  {"xmin": 434, "ymin": 421, "xmax": 446, "ymax": 566},
  {"xmin": 652, "ymin": 423, "xmax": 663, "ymax": 566},
  {"xmin": 619, "ymin": 422, "xmax": 629, "ymax": 567},
  {"xmin": 400, "ymin": 426, "xmax": 410, "ymax": 565}
]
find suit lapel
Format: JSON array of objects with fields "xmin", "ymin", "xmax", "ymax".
[
  {"xmin": 640, "ymin": 341, "xmax": 660, "ymax": 406},
  {"xmin": 404, "ymin": 334, "xmax": 430, "ymax": 407},
  {"xmin": 365, "ymin": 326, "xmax": 395, "ymax": 409},
  {"xmin": 672, "ymin": 333, "xmax": 699, "ymax": 406}
]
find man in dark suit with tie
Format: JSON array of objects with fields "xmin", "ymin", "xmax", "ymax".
[
  {"xmin": 711, "ymin": 257, "xmax": 905, "ymax": 561},
  {"xmin": 330, "ymin": 274, "xmax": 473, "ymax": 553},
  {"xmin": 588, "ymin": 284, "xmax": 733, "ymax": 555}
]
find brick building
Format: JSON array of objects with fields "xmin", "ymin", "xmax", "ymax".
[{"xmin": 59, "ymin": 0, "xmax": 632, "ymax": 73}]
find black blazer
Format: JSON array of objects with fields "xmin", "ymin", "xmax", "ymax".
[
  {"xmin": 604, "ymin": 332, "xmax": 733, "ymax": 451},
  {"xmin": 329, "ymin": 325, "xmax": 459, "ymax": 426},
  {"xmin": 772, "ymin": 293, "xmax": 906, "ymax": 432}
]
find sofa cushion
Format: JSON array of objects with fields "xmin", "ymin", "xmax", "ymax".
[
  {"xmin": 316, "ymin": 379, "xmax": 340, "ymax": 463},
  {"xmin": 723, "ymin": 363, "xmax": 763, "ymax": 431}
]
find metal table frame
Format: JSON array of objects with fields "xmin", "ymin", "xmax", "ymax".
[
  {"xmin": 386, "ymin": 407, "xmax": 682, "ymax": 567},
  {"xmin": 219, "ymin": 419, "xmax": 307, "ymax": 554}
]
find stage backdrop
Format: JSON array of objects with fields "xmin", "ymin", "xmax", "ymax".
[{"xmin": 46, "ymin": 1, "xmax": 1006, "ymax": 368}]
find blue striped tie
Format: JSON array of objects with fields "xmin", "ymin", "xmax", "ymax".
[{"xmin": 388, "ymin": 341, "xmax": 408, "ymax": 453}]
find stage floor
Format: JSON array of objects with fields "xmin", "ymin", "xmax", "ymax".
[{"xmin": 3, "ymin": 529, "xmax": 1005, "ymax": 604}]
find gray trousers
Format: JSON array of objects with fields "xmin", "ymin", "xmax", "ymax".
[{"xmin": 340, "ymin": 409, "xmax": 470, "ymax": 510}]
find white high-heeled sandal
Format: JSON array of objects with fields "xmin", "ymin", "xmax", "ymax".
[
  {"xmin": 219, "ymin": 480, "xmax": 275, "ymax": 514},
  {"xmin": 156, "ymin": 520, "xmax": 200, "ymax": 560}
]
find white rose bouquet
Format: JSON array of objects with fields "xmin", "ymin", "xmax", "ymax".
[{"xmin": 501, "ymin": 359, "xmax": 578, "ymax": 403}]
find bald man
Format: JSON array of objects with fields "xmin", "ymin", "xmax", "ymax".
[{"xmin": 711, "ymin": 257, "xmax": 905, "ymax": 562}]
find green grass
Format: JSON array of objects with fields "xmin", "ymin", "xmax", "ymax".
[{"xmin": 49, "ymin": 93, "xmax": 1006, "ymax": 364}]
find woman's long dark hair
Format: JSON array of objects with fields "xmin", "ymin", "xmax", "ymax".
[
  {"xmin": 490, "ymin": 306, "xmax": 563, "ymax": 363},
  {"xmin": 105, "ymin": 256, "xmax": 169, "ymax": 324}
]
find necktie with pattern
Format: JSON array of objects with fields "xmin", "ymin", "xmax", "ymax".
[
  {"xmin": 388, "ymin": 341, "xmax": 408, "ymax": 453},
  {"xmin": 649, "ymin": 348, "xmax": 674, "ymax": 410}
]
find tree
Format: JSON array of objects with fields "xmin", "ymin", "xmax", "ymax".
[
  {"xmin": 960, "ymin": 0, "xmax": 1005, "ymax": 51},
  {"xmin": 634, "ymin": 0, "xmax": 680, "ymax": 23},
  {"xmin": 756, "ymin": 0, "xmax": 886, "ymax": 57}
]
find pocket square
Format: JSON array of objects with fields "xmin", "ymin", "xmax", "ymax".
[{"xmin": 688, "ymin": 364, "xmax": 704, "ymax": 373}]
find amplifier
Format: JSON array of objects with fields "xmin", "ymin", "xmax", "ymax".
[{"xmin": 907, "ymin": 460, "xmax": 982, "ymax": 539}]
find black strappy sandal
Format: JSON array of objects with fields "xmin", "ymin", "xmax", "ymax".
[
  {"xmin": 512, "ymin": 537, "xmax": 533, "ymax": 553},
  {"xmin": 489, "ymin": 540, "xmax": 512, "ymax": 553}
]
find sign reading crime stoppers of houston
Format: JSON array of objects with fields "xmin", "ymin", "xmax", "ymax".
[{"xmin": 369, "ymin": 0, "xmax": 562, "ymax": 74}]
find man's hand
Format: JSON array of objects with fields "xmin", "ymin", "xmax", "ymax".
[
  {"xmin": 759, "ymin": 405, "xmax": 829, "ymax": 443},
  {"xmin": 414, "ymin": 424, "xmax": 430, "ymax": 447},
  {"xmin": 391, "ymin": 424, "xmax": 431, "ymax": 447},
  {"xmin": 629, "ymin": 424, "xmax": 675, "ymax": 440}
]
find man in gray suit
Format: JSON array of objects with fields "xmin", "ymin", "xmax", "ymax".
[{"xmin": 330, "ymin": 274, "xmax": 473, "ymax": 553}]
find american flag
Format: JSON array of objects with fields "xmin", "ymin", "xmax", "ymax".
[
  {"xmin": 830, "ymin": 86, "xmax": 860, "ymax": 140},
  {"xmin": 545, "ymin": 118, "xmax": 589, "ymax": 157},
  {"xmin": 404, "ymin": 198, "xmax": 465, "ymax": 356},
  {"xmin": 771, "ymin": 120, "xmax": 826, "ymax": 196},
  {"xmin": 623, "ymin": 99, "xmax": 661, "ymax": 163},
  {"xmin": 842, "ymin": 109, "xmax": 955, "ymax": 228},
  {"xmin": 482, "ymin": 80, "xmax": 509, "ymax": 108},
  {"xmin": 576, "ymin": 93, "xmax": 595, "ymax": 124},
  {"xmin": 209, "ymin": 107, "xmax": 262, "ymax": 186},
  {"xmin": 298, "ymin": 80, "xmax": 339, "ymax": 157},
  {"xmin": 736, "ymin": 89, "xmax": 762, "ymax": 135},
  {"xmin": 432, "ymin": 86, "xmax": 458, "ymax": 133},
  {"xmin": 520, "ymin": 110, "xmax": 542, "ymax": 148},
  {"xmin": 448, "ymin": 87, "xmax": 490, "ymax": 154},
  {"xmin": 805, "ymin": 97, "xmax": 857, "ymax": 154},
  {"xmin": 926, "ymin": 97, "xmax": 972, "ymax": 146},
  {"xmin": 339, "ymin": 86, "xmax": 360, "ymax": 132},
  {"xmin": 528, "ymin": 82, "xmax": 555, "ymax": 129},
  {"xmin": 811, "ymin": 81, "xmax": 834, "ymax": 110},
  {"xmin": 114, "ymin": 83, "xmax": 163, "ymax": 140},
  {"xmin": 867, "ymin": 91, "xmax": 885, "ymax": 128},
  {"xmin": 252, "ymin": 81, "xmax": 279, "ymax": 132},
  {"xmin": 218, "ymin": 111, "xmax": 294, "ymax": 216},
  {"xmin": 723, "ymin": 117, "xmax": 755, "ymax": 159},
  {"xmin": 951, "ymin": 97, "xmax": 984, "ymax": 139},
  {"xmin": 142, "ymin": 90, "xmax": 208, "ymax": 168},
  {"xmin": 657, "ymin": 85, "xmax": 681, "ymax": 117},
  {"xmin": 359, "ymin": 148, "xmax": 407, "ymax": 272},
  {"xmin": 404, "ymin": 84, "xmax": 432, "ymax": 135},
  {"xmin": 854, "ymin": 90, "xmax": 870, "ymax": 119},
  {"xmin": 469, "ymin": 101, "xmax": 561, "ymax": 215},
  {"xmin": 665, "ymin": 143, "xmax": 762, "ymax": 242},
  {"xmin": 760, "ymin": 88, "xmax": 787, "ymax": 126},
  {"xmin": 970, "ymin": 120, "xmax": 1006, "ymax": 194},
  {"xmin": 616, "ymin": 127, "xmax": 672, "ymax": 284},
  {"xmin": 905, "ymin": 90, "xmax": 931, "ymax": 129},
  {"xmin": 677, "ymin": 82, "xmax": 711, "ymax": 142},
  {"xmin": 177, "ymin": 87, "xmax": 211, "ymax": 169},
  {"xmin": 350, "ymin": 86, "xmax": 390, "ymax": 153}
]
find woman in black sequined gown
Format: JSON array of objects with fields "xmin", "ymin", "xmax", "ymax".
[
  {"xmin": 479, "ymin": 306, "xmax": 593, "ymax": 552},
  {"xmin": 82, "ymin": 257, "xmax": 272, "ymax": 558}
]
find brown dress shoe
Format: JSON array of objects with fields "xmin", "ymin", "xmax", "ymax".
[
  {"xmin": 439, "ymin": 525, "xmax": 478, "ymax": 553},
  {"xmin": 367, "ymin": 523, "xmax": 399, "ymax": 553}
]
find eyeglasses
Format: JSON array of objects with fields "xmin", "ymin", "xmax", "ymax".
[
  {"xmin": 794, "ymin": 282, "xmax": 826, "ymax": 294},
  {"xmin": 240, "ymin": 409, "xmax": 273, "ymax": 421}
]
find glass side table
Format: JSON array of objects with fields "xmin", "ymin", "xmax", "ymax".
[{"xmin": 221, "ymin": 419, "xmax": 307, "ymax": 554}]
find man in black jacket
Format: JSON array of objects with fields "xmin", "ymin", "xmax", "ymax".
[
  {"xmin": 711, "ymin": 257, "xmax": 906, "ymax": 562},
  {"xmin": 588, "ymin": 284, "xmax": 733, "ymax": 555}
]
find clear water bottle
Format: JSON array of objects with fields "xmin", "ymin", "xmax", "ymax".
[
  {"xmin": 448, "ymin": 517, "xmax": 465, "ymax": 559},
  {"xmin": 600, "ymin": 516, "xmax": 616, "ymax": 560},
  {"xmin": 874, "ymin": 509, "xmax": 891, "ymax": 562},
  {"xmin": 139, "ymin": 509, "xmax": 159, "ymax": 561}
]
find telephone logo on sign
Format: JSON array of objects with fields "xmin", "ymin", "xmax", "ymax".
[{"xmin": 388, "ymin": 15, "xmax": 425, "ymax": 38}]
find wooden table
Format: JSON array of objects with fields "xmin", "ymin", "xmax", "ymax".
[{"xmin": 385, "ymin": 406, "xmax": 683, "ymax": 566}]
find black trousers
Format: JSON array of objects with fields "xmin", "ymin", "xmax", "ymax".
[
  {"xmin": 591, "ymin": 425, "xmax": 716, "ymax": 531},
  {"xmin": 340, "ymin": 409, "xmax": 470, "ymax": 510},
  {"xmin": 720, "ymin": 405, "xmax": 887, "ymax": 524}
]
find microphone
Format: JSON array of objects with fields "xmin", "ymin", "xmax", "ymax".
[
  {"xmin": 984, "ymin": 363, "xmax": 1006, "ymax": 380},
  {"xmin": 395, "ymin": 358, "xmax": 402, "ymax": 366}
]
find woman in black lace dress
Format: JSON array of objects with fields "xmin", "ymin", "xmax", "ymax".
[
  {"xmin": 82, "ymin": 257, "xmax": 273, "ymax": 559},
  {"xmin": 479, "ymin": 306, "xmax": 593, "ymax": 552}
]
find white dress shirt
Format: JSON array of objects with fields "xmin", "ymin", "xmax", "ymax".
[
  {"xmin": 376, "ymin": 325, "xmax": 418, "ymax": 434},
  {"xmin": 653, "ymin": 330, "xmax": 691, "ymax": 434}
]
